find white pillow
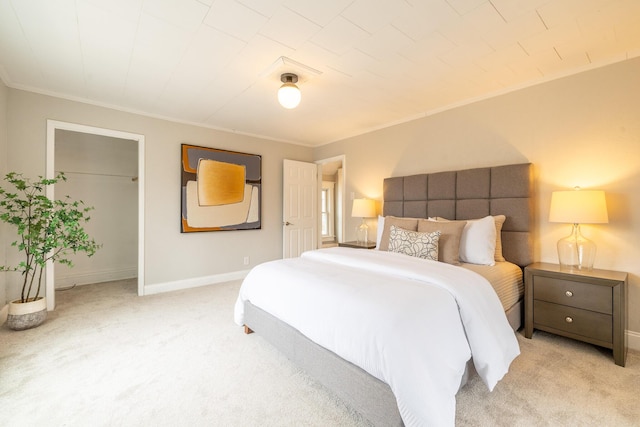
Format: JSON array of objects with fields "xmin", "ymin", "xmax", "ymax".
[
  {"xmin": 431, "ymin": 215, "xmax": 505, "ymax": 262},
  {"xmin": 388, "ymin": 225, "xmax": 440, "ymax": 261},
  {"xmin": 458, "ymin": 215, "xmax": 496, "ymax": 266},
  {"xmin": 375, "ymin": 215, "xmax": 385, "ymax": 250},
  {"xmin": 492, "ymin": 214, "xmax": 506, "ymax": 262}
]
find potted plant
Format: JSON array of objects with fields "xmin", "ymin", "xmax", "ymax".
[{"xmin": 0, "ymin": 172, "xmax": 100, "ymax": 330}]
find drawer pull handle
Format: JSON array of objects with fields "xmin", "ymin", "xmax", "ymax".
[
  {"xmin": 565, "ymin": 290, "xmax": 573, "ymax": 297},
  {"xmin": 565, "ymin": 316, "xmax": 573, "ymax": 323}
]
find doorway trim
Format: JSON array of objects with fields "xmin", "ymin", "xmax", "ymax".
[{"xmin": 45, "ymin": 120, "xmax": 145, "ymax": 310}]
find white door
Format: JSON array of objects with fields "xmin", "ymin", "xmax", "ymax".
[{"xmin": 283, "ymin": 159, "xmax": 318, "ymax": 258}]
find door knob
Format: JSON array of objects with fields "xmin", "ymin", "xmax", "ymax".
[{"xmin": 283, "ymin": 221, "xmax": 292, "ymax": 226}]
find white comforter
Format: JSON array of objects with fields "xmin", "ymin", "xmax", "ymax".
[{"xmin": 234, "ymin": 247, "xmax": 520, "ymax": 426}]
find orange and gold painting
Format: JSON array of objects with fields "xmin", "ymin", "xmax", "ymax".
[{"xmin": 181, "ymin": 144, "xmax": 261, "ymax": 232}]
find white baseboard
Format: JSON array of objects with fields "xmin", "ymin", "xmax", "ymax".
[
  {"xmin": 143, "ymin": 270, "xmax": 250, "ymax": 295},
  {"xmin": 55, "ymin": 267, "xmax": 137, "ymax": 288},
  {"xmin": 627, "ymin": 330, "xmax": 640, "ymax": 352},
  {"xmin": 0, "ymin": 303, "xmax": 8, "ymax": 326}
]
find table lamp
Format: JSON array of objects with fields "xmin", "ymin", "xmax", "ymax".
[
  {"xmin": 351, "ymin": 199, "xmax": 376, "ymax": 244},
  {"xmin": 548, "ymin": 188, "xmax": 608, "ymax": 270}
]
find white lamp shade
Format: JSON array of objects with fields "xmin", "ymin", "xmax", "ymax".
[
  {"xmin": 549, "ymin": 190, "xmax": 608, "ymax": 224},
  {"xmin": 351, "ymin": 199, "xmax": 376, "ymax": 218},
  {"xmin": 278, "ymin": 83, "xmax": 301, "ymax": 109}
]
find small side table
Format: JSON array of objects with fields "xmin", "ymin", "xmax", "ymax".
[
  {"xmin": 524, "ymin": 262, "xmax": 628, "ymax": 366},
  {"xmin": 338, "ymin": 241, "xmax": 376, "ymax": 249}
]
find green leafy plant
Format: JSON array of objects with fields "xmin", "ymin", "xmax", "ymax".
[{"xmin": 0, "ymin": 172, "xmax": 101, "ymax": 303}]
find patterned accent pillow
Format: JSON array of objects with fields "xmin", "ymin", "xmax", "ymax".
[{"xmin": 388, "ymin": 225, "xmax": 440, "ymax": 261}]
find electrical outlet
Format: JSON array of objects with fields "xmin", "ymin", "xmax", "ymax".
[{"xmin": 243, "ymin": 256, "xmax": 250, "ymax": 266}]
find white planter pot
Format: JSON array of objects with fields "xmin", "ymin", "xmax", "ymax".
[{"xmin": 7, "ymin": 297, "xmax": 47, "ymax": 331}]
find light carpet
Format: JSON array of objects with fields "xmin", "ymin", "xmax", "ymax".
[{"xmin": 1, "ymin": 279, "xmax": 638, "ymax": 426}]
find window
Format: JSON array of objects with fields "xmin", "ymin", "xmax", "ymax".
[{"xmin": 321, "ymin": 182, "xmax": 335, "ymax": 240}]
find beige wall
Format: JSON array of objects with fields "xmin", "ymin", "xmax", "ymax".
[
  {"xmin": 315, "ymin": 58, "xmax": 640, "ymax": 338},
  {"xmin": 4, "ymin": 89, "xmax": 312, "ymax": 300},
  {"xmin": 3, "ymin": 57, "xmax": 639, "ymax": 342}
]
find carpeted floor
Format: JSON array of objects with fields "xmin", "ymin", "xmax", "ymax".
[{"xmin": 1, "ymin": 279, "xmax": 638, "ymax": 426}]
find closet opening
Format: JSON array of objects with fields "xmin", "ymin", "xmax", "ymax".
[{"xmin": 45, "ymin": 121, "xmax": 145, "ymax": 310}]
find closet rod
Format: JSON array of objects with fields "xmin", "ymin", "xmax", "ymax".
[{"xmin": 56, "ymin": 170, "xmax": 138, "ymax": 181}]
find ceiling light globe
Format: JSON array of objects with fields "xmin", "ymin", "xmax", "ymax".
[{"xmin": 278, "ymin": 83, "xmax": 301, "ymax": 109}]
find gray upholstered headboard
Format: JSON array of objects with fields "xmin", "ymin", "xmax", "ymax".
[{"xmin": 383, "ymin": 163, "xmax": 533, "ymax": 267}]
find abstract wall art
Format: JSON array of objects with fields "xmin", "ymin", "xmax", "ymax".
[{"xmin": 181, "ymin": 144, "xmax": 261, "ymax": 232}]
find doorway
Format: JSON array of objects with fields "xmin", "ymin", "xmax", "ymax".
[
  {"xmin": 45, "ymin": 120, "xmax": 145, "ymax": 310},
  {"xmin": 316, "ymin": 155, "xmax": 346, "ymax": 247}
]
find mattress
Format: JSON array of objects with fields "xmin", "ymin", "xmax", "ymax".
[{"xmin": 461, "ymin": 261, "xmax": 524, "ymax": 311}]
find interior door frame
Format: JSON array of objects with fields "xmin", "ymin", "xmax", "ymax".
[
  {"xmin": 45, "ymin": 120, "xmax": 145, "ymax": 310},
  {"xmin": 316, "ymin": 155, "xmax": 346, "ymax": 245}
]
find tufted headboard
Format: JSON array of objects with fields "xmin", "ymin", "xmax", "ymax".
[{"xmin": 383, "ymin": 163, "xmax": 533, "ymax": 268}]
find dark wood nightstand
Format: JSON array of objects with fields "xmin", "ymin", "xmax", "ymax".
[
  {"xmin": 338, "ymin": 241, "xmax": 376, "ymax": 249},
  {"xmin": 524, "ymin": 262, "xmax": 628, "ymax": 366}
]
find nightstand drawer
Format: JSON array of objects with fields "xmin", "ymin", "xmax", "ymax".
[
  {"xmin": 533, "ymin": 300, "xmax": 612, "ymax": 343},
  {"xmin": 533, "ymin": 276, "xmax": 612, "ymax": 314}
]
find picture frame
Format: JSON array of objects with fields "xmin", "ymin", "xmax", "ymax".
[{"xmin": 181, "ymin": 144, "xmax": 261, "ymax": 232}]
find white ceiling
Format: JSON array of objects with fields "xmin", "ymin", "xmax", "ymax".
[{"xmin": 1, "ymin": 0, "xmax": 639, "ymax": 146}]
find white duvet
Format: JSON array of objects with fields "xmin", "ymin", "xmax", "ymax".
[{"xmin": 234, "ymin": 247, "xmax": 520, "ymax": 426}]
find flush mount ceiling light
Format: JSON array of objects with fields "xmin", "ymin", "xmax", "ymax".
[{"xmin": 278, "ymin": 73, "xmax": 301, "ymax": 109}]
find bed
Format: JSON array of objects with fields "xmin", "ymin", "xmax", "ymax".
[{"xmin": 234, "ymin": 163, "xmax": 533, "ymax": 426}]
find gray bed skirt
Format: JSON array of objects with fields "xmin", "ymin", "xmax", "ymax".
[
  {"xmin": 243, "ymin": 300, "xmax": 504, "ymax": 426},
  {"xmin": 245, "ymin": 301, "xmax": 403, "ymax": 426}
]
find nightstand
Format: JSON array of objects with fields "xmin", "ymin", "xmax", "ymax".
[
  {"xmin": 338, "ymin": 241, "xmax": 376, "ymax": 249},
  {"xmin": 524, "ymin": 262, "xmax": 628, "ymax": 366}
]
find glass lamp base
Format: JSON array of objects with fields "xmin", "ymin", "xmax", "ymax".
[
  {"xmin": 557, "ymin": 224, "xmax": 596, "ymax": 271},
  {"xmin": 356, "ymin": 221, "xmax": 369, "ymax": 244}
]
